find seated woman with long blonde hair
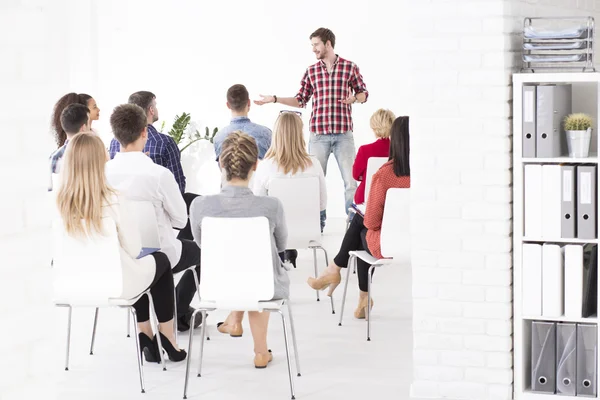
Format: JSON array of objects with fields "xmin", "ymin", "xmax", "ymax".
[
  {"xmin": 252, "ymin": 111, "xmax": 327, "ymax": 267},
  {"xmin": 189, "ymin": 131, "xmax": 289, "ymax": 368},
  {"xmin": 55, "ymin": 133, "xmax": 186, "ymax": 363}
]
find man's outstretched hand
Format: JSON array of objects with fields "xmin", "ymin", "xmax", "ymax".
[{"xmin": 254, "ymin": 94, "xmax": 275, "ymax": 105}]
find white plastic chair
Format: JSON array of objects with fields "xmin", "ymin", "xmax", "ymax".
[
  {"xmin": 338, "ymin": 188, "xmax": 410, "ymax": 341},
  {"xmin": 183, "ymin": 216, "xmax": 300, "ymax": 400},
  {"xmin": 268, "ymin": 177, "xmax": 333, "ymax": 313},
  {"xmin": 52, "ymin": 216, "xmax": 167, "ymax": 393}
]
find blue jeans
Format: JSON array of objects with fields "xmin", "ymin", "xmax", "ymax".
[{"xmin": 309, "ymin": 131, "xmax": 357, "ymax": 217}]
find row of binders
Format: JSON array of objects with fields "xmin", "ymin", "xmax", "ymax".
[
  {"xmin": 522, "ymin": 84, "xmax": 572, "ymax": 158},
  {"xmin": 531, "ymin": 322, "xmax": 597, "ymax": 396},
  {"xmin": 524, "ymin": 164, "xmax": 597, "ymax": 239},
  {"xmin": 522, "ymin": 243, "xmax": 597, "ymax": 318}
]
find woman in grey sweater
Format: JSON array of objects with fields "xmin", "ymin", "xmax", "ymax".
[{"xmin": 189, "ymin": 130, "xmax": 290, "ymax": 369}]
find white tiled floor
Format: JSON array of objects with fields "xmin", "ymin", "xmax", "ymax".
[{"xmin": 52, "ymin": 218, "xmax": 413, "ymax": 399}]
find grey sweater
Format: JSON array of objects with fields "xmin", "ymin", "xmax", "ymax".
[{"xmin": 189, "ymin": 185, "xmax": 290, "ymax": 299}]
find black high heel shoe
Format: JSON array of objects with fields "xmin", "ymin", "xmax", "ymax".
[
  {"xmin": 138, "ymin": 333, "xmax": 158, "ymax": 363},
  {"xmin": 285, "ymin": 249, "xmax": 298, "ymax": 268},
  {"xmin": 154, "ymin": 332, "xmax": 187, "ymax": 362}
]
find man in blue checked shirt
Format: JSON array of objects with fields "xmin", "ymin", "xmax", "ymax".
[
  {"xmin": 213, "ymin": 84, "xmax": 272, "ymax": 161},
  {"xmin": 109, "ymin": 91, "xmax": 186, "ymax": 194}
]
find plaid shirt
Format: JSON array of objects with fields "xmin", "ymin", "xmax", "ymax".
[
  {"xmin": 49, "ymin": 140, "xmax": 68, "ymax": 174},
  {"xmin": 109, "ymin": 125, "xmax": 186, "ymax": 193},
  {"xmin": 295, "ymin": 55, "xmax": 368, "ymax": 135}
]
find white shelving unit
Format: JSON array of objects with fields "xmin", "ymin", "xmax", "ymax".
[{"xmin": 513, "ymin": 72, "xmax": 600, "ymax": 399}]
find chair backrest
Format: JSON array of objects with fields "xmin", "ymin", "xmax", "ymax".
[
  {"xmin": 364, "ymin": 157, "xmax": 388, "ymax": 205},
  {"xmin": 130, "ymin": 200, "xmax": 161, "ymax": 250},
  {"xmin": 52, "ymin": 217, "xmax": 123, "ymax": 305},
  {"xmin": 200, "ymin": 216, "xmax": 274, "ymax": 307},
  {"xmin": 267, "ymin": 177, "xmax": 320, "ymax": 248},
  {"xmin": 380, "ymin": 188, "xmax": 410, "ymax": 264}
]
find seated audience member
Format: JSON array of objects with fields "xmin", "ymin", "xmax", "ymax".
[
  {"xmin": 55, "ymin": 133, "xmax": 186, "ymax": 362},
  {"xmin": 352, "ymin": 108, "xmax": 395, "ymax": 204},
  {"xmin": 189, "ymin": 131, "xmax": 289, "ymax": 368},
  {"xmin": 51, "ymin": 92, "xmax": 100, "ymax": 148},
  {"xmin": 252, "ymin": 111, "xmax": 327, "ymax": 267},
  {"xmin": 108, "ymin": 91, "xmax": 186, "ymax": 194},
  {"xmin": 106, "ymin": 104, "xmax": 202, "ymax": 332},
  {"xmin": 213, "ymin": 84, "xmax": 272, "ymax": 161},
  {"xmin": 48, "ymin": 104, "xmax": 91, "ymax": 190},
  {"xmin": 307, "ymin": 116, "xmax": 411, "ymax": 319},
  {"xmin": 77, "ymin": 93, "xmax": 101, "ymax": 133}
]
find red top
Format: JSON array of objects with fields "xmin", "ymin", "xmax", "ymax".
[
  {"xmin": 295, "ymin": 56, "xmax": 369, "ymax": 135},
  {"xmin": 352, "ymin": 138, "xmax": 390, "ymax": 204},
  {"xmin": 364, "ymin": 160, "xmax": 411, "ymax": 259}
]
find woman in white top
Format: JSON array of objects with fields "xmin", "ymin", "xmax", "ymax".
[
  {"xmin": 252, "ymin": 111, "xmax": 327, "ymax": 267},
  {"xmin": 55, "ymin": 133, "xmax": 186, "ymax": 363}
]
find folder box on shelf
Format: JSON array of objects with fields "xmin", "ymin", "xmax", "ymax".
[
  {"xmin": 577, "ymin": 324, "xmax": 598, "ymax": 397},
  {"xmin": 578, "ymin": 165, "xmax": 598, "ymax": 239},
  {"xmin": 532, "ymin": 321, "xmax": 557, "ymax": 393},
  {"xmin": 536, "ymin": 84, "xmax": 572, "ymax": 158},
  {"xmin": 556, "ymin": 322, "xmax": 577, "ymax": 396}
]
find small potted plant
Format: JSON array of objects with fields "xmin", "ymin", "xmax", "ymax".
[{"xmin": 564, "ymin": 113, "xmax": 593, "ymax": 158}]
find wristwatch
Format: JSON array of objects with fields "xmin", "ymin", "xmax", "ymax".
[{"xmin": 273, "ymin": 95, "xmax": 278, "ymax": 103}]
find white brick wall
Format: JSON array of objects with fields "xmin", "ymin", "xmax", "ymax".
[{"xmin": 409, "ymin": 1, "xmax": 600, "ymax": 399}]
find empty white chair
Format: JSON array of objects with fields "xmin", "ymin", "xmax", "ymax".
[
  {"xmin": 52, "ymin": 216, "xmax": 166, "ymax": 393},
  {"xmin": 267, "ymin": 177, "xmax": 333, "ymax": 313},
  {"xmin": 338, "ymin": 188, "xmax": 410, "ymax": 341},
  {"xmin": 183, "ymin": 216, "xmax": 300, "ymax": 400}
]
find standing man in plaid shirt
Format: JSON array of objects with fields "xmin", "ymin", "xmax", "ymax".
[
  {"xmin": 109, "ymin": 91, "xmax": 186, "ymax": 194},
  {"xmin": 255, "ymin": 27, "xmax": 368, "ymax": 221}
]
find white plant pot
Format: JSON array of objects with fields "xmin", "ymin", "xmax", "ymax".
[
  {"xmin": 180, "ymin": 141, "xmax": 221, "ymax": 195},
  {"xmin": 566, "ymin": 128, "xmax": 592, "ymax": 158}
]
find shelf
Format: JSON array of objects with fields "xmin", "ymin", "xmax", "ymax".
[
  {"xmin": 520, "ymin": 392, "xmax": 581, "ymax": 400},
  {"xmin": 522, "ymin": 237, "xmax": 599, "ymax": 244},
  {"xmin": 522, "ymin": 315, "xmax": 598, "ymax": 324},
  {"xmin": 522, "ymin": 153, "xmax": 598, "ymax": 164}
]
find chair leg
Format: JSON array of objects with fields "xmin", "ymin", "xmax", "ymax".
[
  {"xmin": 279, "ymin": 310, "xmax": 296, "ymax": 400},
  {"xmin": 127, "ymin": 309, "xmax": 131, "ymax": 338},
  {"xmin": 338, "ymin": 255, "xmax": 354, "ymax": 326},
  {"xmin": 173, "ymin": 288, "xmax": 178, "ymax": 344},
  {"xmin": 312, "ymin": 248, "xmax": 320, "ymax": 302},
  {"xmin": 317, "ymin": 246, "xmax": 334, "ymax": 314},
  {"xmin": 367, "ymin": 264, "xmax": 376, "ymax": 342},
  {"xmin": 130, "ymin": 308, "xmax": 146, "ymax": 393},
  {"xmin": 190, "ymin": 268, "xmax": 209, "ymax": 341},
  {"xmin": 90, "ymin": 308, "xmax": 99, "ymax": 355},
  {"xmin": 148, "ymin": 293, "xmax": 167, "ymax": 371},
  {"xmin": 285, "ymin": 301, "xmax": 301, "ymax": 377},
  {"xmin": 65, "ymin": 306, "xmax": 72, "ymax": 371},
  {"xmin": 197, "ymin": 310, "xmax": 207, "ymax": 378},
  {"xmin": 183, "ymin": 309, "xmax": 202, "ymax": 399}
]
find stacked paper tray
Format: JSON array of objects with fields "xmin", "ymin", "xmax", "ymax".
[{"xmin": 522, "ymin": 17, "xmax": 595, "ymax": 72}]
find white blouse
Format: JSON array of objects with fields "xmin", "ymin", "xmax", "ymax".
[{"xmin": 252, "ymin": 156, "xmax": 327, "ymax": 211}]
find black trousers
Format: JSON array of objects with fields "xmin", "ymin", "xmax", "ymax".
[
  {"xmin": 172, "ymin": 239, "xmax": 201, "ymax": 318},
  {"xmin": 177, "ymin": 192, "xmax": 200, "ymax": 241},
  {"xmin": 133, "ymin": 251, "xmax": 174, "ymax": 323},
  {"xmin": 333, "ymin": 214, "xmax": 373, "ymax": 292}
]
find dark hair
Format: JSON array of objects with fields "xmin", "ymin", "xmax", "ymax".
[
  {"xmin": 389, "ymin": 116, "xmax": 410, "ymax": 177},
  {"xmin": 51, "ymin": 92, "xmax": 91, "ymax": 147},
  {"xmin": 219, "ymin": 131, "xmax": 258, "ymax": 181},
  {"xmin": 60, "ymin": 104, "xmax": 89, "ymax": 135},
  {"xmin": 128, "ymin": 91, "xmax": 156, "ymax": 111},
  {"xmin": 310, "ymin": 27, "xmax": 336, "ymax": 48},
  {"xmin": 227, "ymin": 84, "xmax": 249, "ymax": 112},
  {"xmin": 78, "ymin": 93, "xmax": 93, "ymax": 106},
  {"xmin": 110, "ymin": 104, "xmax": 148, "ymax": 147}
]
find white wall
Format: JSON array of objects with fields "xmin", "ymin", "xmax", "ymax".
[
  {"xmin": 89, "ymin": 0, "xmax": 414, "ymax": 217},
  {"xmin": 0, "ymin": 0, "xmax": 83, "ymax": 398}
]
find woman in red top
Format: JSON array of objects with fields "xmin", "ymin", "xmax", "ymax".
[
  {"xmin": 352, "ymin": 109, "xmax": 395, "ymax": 204},
  {"xmin": 307, "ymin": 116, "xmax": 410, "ymax": 319}
]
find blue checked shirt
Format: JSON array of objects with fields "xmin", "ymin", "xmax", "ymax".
[
  {"xmin": 213, "ymin": 117, "xmax": 272, "ymax": 161},
  {"xmin": 48, "ymin": 140, "xmax": 68, "ymax": 191},
  {"xmin": 109, "ymin": 125, "xmax": 186, "ymax": 193}
]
